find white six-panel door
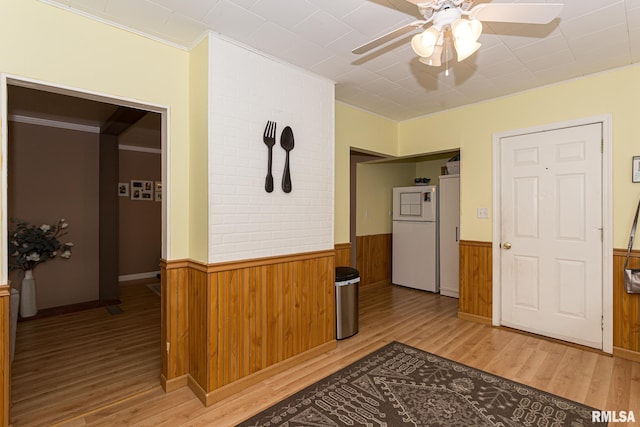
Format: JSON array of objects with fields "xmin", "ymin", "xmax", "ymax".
[{"xmin": 500, "ymin": 123, "xmax": 603, "ymax": 349}]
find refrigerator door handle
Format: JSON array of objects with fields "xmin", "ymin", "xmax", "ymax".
[{"xmin": 455, "ymin": 226, "xmax": 459, "ymax": 242}]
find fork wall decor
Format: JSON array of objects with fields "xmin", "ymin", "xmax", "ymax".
[
  {"xmin": 262, "ymin": 121, "xmax": 276, "ymax": 192},
  {"xmin": 263, "ymin": 120, "xmax": 295, "ymax": 193}
]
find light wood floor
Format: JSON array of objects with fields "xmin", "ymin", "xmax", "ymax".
[
  {"xmin": 10, "ymin": 281, "xmax": 161, "ymax": 426},
  {"xmin": 11, "ymin": 280, "xmax": 640, "ymax": 426}
]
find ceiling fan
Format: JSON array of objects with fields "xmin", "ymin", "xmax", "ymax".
[{"xmin": 352, "ymin": 0, "xmax": 563, "ymax": 69}]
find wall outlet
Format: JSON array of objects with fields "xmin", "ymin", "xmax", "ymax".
[{"xmin": 477, "ymin": 207, "xmax": 489, "ymax": 218}]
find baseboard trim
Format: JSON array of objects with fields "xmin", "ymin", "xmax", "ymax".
[
  {"xmin": 458, "ymin": 311, "xmax": 492, "ymax": 325},
  {"xmin": 368, "ymin": 279, "xmax": 391, "ymax": 287},
  {"xmin": 189, "ymin": 341, "xmax": 337, "ymax": 407},
  {"xmin": 187, "ymin": 375, "xmax": 208, "ymax": 405},
  {"xmin": 161, "ymin": 373, "xmax": 188, "ymax": 393},
  {"xmin": 440, "ymin": 290, "xmax": 459, "ymax": 298},
  {"xmin": 613, "ymin": 346, "xmax": 640, "ymax": 362},
  {"xmin": 119, "ymin": 271, "xmax": 160, "ymax": 282},
  {"xmin": 18, "ymin": 299, "xmax": 120, "ymax": 322}
]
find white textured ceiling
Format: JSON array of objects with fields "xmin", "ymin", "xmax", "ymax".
[{"xmin": 40, "ymin": 0, "xmax": 640, "ymax": 121}]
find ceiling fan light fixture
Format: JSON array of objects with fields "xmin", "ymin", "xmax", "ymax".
[
  {"xmin": 419, "ymin": 44, "xmax": 443, "ymax": 67},
  {"xmin": 352, "ymin": 1, "xmax": 564, "ymax": 76},
  {"xmin": 452, "ymin": 18, "xmax": 482, "ymax": 44},
  {"xmin": 455, "ymin": 41, "xmax": 481, "ymax": 62},
  {"xmin": 451, "ymin": 18, "xmax": 482, "ymax": 62},
  {"xmin": 411, "ymin": 27, "xmax": 440, "ymax": 57}
]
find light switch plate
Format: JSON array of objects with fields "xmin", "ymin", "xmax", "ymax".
[{"xmin": 477, "ymin": 207, "xmax": 489, "ymax": 218}]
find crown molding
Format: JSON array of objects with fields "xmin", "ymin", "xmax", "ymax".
[
  {"xmin": 118, "ymin": 144, "xmax": 161, "ymax": 154},
  {"xmin": 8, "ymin": 114, "xmax": 100, "ymax": 133}
]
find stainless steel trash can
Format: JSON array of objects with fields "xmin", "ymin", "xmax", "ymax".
[{"xmin": 335, "ymin": 267, "xmax": 360, "ymax": 340}]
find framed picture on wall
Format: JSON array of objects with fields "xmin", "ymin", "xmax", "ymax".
[
  {"xmin": 131, "ymin": 180, "xmax": 153, "ymax": 200},
  {"xmin": 118, "ymin": 182, "xmax": 129, "ymax": 197},
  {"xmin": 154, "ymin": 181, "xmax": 162, "ymax": 202},
  {"xmin": 634, "ymin": 156, "xmax": 640, "ymax": 183}
]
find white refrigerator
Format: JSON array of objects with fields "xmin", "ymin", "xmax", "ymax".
[
  {"xmin": 439, "ymin": 175, "xmax": 460, "ymax": 298},
  {"xmin": 392, "ymin": 185, "xmax": 439, "ymax": 293}
]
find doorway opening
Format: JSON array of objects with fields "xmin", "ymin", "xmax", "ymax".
[
  {"xmin": 349, "ymin": 149, "xmax": 459, "ymax": 287},
  {"xmin": 2, "ymin": 75, "xmax": 168, "ymax": 425}
]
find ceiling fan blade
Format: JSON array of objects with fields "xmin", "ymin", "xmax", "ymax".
[
  {"xmin": 469, "ymin": 3, "xmax": 563, "ymax": 24},
  {"xmin": 352, "ymin": 21, "xmax": 425, "ymax": 54}
]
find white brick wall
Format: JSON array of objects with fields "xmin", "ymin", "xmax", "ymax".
[{"xmin": 208, "ymin": 35, "xmax": 335, "ymax": 263}]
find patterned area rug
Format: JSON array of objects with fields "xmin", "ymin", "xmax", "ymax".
[{"xmin": 237, "ymin": 341, "xmax": 605, "ymax": 427}]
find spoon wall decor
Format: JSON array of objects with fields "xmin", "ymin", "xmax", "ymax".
[{"xmin": 280, "ymin": 126, "xmax": 294, "ymax": 193}]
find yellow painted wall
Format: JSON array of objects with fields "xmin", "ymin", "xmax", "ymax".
[
  {"xmin": 415, "ymin": 154, "xmax": 454, "ymax": 186},
  {"xmin": 355, "ymin": 156, "xmax": 455, "ymax": 237},
  {"xmin": 399, "ymin": 65, "xmax": 640, "ymax": 247},
  {"xmin": 9, "ymin": 1, "xmax": 640, "ymax": 255},
  {"xmin": 356, "ymin": 162, "xmax": 415, "ymax": 236},
  {"xmin": 0, "ymin": 0, "xmax": 190, "ymax": 259},
  {"xmin": 335, "ymin": 102, "xmax": 398, "ymax": 243},
  {"xmin": 188, "ymin": 35, "xmax": 210, "ymax": 262}
]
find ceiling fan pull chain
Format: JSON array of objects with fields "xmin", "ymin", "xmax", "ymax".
[{"xmin": 445, "ymin": 37, "xmax": 450, "ymax": 76}]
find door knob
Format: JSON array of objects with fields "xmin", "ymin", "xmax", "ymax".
[{"xmin": 503, "ymin": 242, "xmax": 512, "ymax": 250}]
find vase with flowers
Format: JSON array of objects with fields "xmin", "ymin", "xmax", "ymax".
[{"xmin": 8, "ymin": 218, "xmax": 73, "ymax": 317}]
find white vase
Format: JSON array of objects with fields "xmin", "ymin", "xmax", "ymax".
[{"xmin": 20, "ymin": 270, "xmax": 38, "ymax": 318}]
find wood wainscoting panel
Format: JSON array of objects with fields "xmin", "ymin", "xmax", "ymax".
[
  {"xmin": 335, "ymin": 243, "xmax": 351, "ymax": 267},
  {"xmin": 356, "ymin": 234, "xmax": 391, "ymax": 286},
  {"xmin": 0, "ymin": 286, "xmax": 9, "ymax": 427},
  {"xmin": 163, "ymin": 251, "xmax": 339, "ymax": 405},
  {"xmin": 210, "ymin": 251, "xmax": 336, "ymax": 393},
  {"xmin": 459, "ymin": 240, "xmax": 493, "ymax": 320},
  {"xmin": 613, "ymin": 249, "xmax": 640, "ymax": 353},
  {"xmin": 188, "ymin": 264, "xmax": 210, "ymax": 391},
  {"xmin": 160, "ymin": 260, "xmax": 190, "ymax": 390}
]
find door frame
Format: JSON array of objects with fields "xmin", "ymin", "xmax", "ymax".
[
  {"xmin": 0, "ymin": 73, "xmax": 170, "ymax": 423},
  {"xmin": 0, "ymin": 73, "xmax": 171, "ymax": 279},
  {"xmin": 491, "ymin": 114, "xmax": 613, "ymax": 353}
]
